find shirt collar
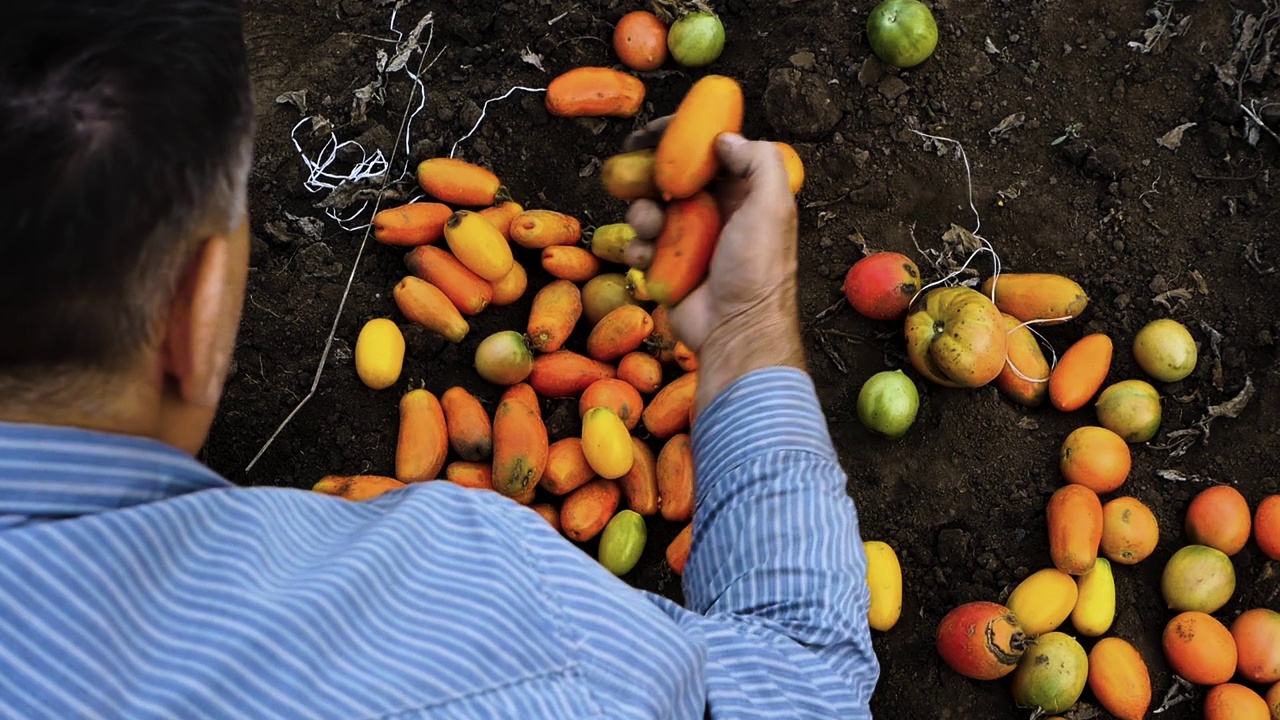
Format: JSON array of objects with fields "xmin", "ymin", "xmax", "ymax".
[{"xmin": 0, "ymin": 421, "xmax": 233, "ymax": 526}]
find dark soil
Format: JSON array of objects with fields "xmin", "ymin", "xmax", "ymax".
[{"xmin": 209, "ymin": 0, "xmax": 1280, "ymax": 717}]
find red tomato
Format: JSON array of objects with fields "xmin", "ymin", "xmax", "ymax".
[
  {"xmin": 613, "ymin": 11, "xmax": 668, "ymax": 72},
  {"xmin": 840, "ymin": 252, "xmax": 922, "ymax": 321}
]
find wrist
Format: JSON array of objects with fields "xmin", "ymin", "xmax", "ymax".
[{"xmin": 694, "ymin": 290, "xmax": 806, "ymax": 413}]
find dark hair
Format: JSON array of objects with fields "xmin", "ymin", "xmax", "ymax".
[{"xmin": 0, "ymin": 0, "xmax": 254, "ymax": 387}]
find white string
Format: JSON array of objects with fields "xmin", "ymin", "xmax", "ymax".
[
  {"xmin": 1001, "ymin": 317, "xmax": 1075, "ymax": 383},
  {"xmin": 288, "ymin": 117, "xmax": 390, "ymax": 192},
  {"xmin": 246, "ymin": 6, "xmax": 439, "ymax": 474},
  {"xmin": 907, "ymin": 244, "xmax": 997, "ymax": 306},
  {"xmin": 449, "ymin": 86, "xmax": 547, "ymax": 158},
  {"xmin": 911, "ymin": 130, "xmax": 982, "ymax": 235}
]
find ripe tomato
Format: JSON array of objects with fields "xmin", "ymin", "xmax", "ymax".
[
  {"xmin": 866, "ymin": 0, "xmax": 939, "ymax": 69},
  {"xmin": 613, "ymin": 11, "xmax": 668, "ymax": 72},
  {"xmin": 840, "ymin": 251, "xmax": 922, "ymax": 321}
]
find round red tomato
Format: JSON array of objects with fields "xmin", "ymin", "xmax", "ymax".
[
  {"xmin": 841, "ymin": 252, "xmax": 922, "ymax": 321},
  {"xmin": 613, "ymin": 11, "xmax": 668, "ymax": 72}
]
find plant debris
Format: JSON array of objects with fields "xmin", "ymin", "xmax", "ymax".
[
  {"xmin": 1152, "ymin": 376, "xmax": 1256, "ymax": 457},
  {"xmin": 1156, "ymin": 122, "xmax": 1197, "ymax": 150},
  {"xmin": 275, "ymin": 90, "xmax": 309, "ymax": 113},
  {"xmin": 1157, "ymin": 469, "xmax": 1216, "ymax": 483},
  {"xmin": 520, "ymin": 48, "xmax": 546, "ymax": 72},
  {"xmin": 1152, "ymin": 287, "xmax": 1193, "ymax": 311},
  {"xmin": 1128, "ymin": 0, "xmax": 1198, "ymax": 55},
  {"xmin": 1153, "ymin": 676, "xmax": 1195, "ymax": 714},
  {"xmin": 989, "ymin": 112, "xmax": 1026, "ymax": 140}
]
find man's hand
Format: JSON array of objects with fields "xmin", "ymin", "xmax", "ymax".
[{"xmin": 622, "ymin": 121, "xmax": 805, "ymax": 412}]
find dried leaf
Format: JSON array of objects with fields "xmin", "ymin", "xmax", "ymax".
[
  {"xmin": 1197, "ymin": 320, "xmax": 1224, "ymax": 357},
  {"xmin": 385, "ymin": 13, "xmax": 434, "ymax": 73},
  {"xmin": 1189, "ymin": 269, "xmax": 1210, "ymax": 295},
  {"xmin": 1153, "ymin": 675, "xmax": 1195, "ymax": 714},
  {"xmin": 578, "ymin": 156, "xmax": 601, "ymax": 177},
  {"xmin": 1152, "ymin": 287, "xmax": 1192, "ymax": 310},
  {"xmin": 849, "ymin": 231, "xmax": 870, "ymax": 256},
  {"xmin": 1017, "ymin": 416, "xmax": 1040, "ymax": 431},
  {"xmin": 989, "ymin": 112, "xmax": 1026, "ymax": 138},
  {"xmin": 984, "ymin": 36, "xmax": 1000, "ymax": 55},
  {"xmin": 1157, "ymin": 122, "xmax": 1197, "ymax": 150},
  {"xmin": 520, "ymin": 48, "xmax": 546, "ymax": 72},
  {"xmin": 275, "ymin": 90, "xmax": 309, "ymax": 113},
  {"xmin": 942, "ymin": 223, "xmax": 983, "ymax": 256},
  {"xmin": 310, "ymin": 115, "xmax": 333, "ymax": 136},
  {"xmin": 1208, "ymin": 375, "xmax": 1255, "ymax": 420},
  {"xmin": 1157, "ymin": 469, "xmax": 1214, "ymax": 483},
  {"xmin": 350, "ymin": 78, "xmax": 384, "ymax": 125}
]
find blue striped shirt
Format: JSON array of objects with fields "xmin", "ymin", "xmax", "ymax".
[{"xmin": 0, "ymin": 367, "xmax": 878, "ymax": 718}]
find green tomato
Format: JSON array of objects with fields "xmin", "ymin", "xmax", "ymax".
[
  {"xmin": 598, "ymin": 510, "xmax": 647, "ymax": 576},
  {"xmin": 857, "ymin": 369, "xmax": 920, "ymax": 439},
  {"xmin": 668, "ymin": 11, "xmax": 725, "ymax": 68},
  {"xmin": 866, "ymin": 0, "xmax": 938, "ymax": 69},
  {"xmin": 1133, "ymin": 318, "xmax": 1198, "ymax": 382}
]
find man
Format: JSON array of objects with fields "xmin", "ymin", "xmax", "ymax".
[{"xmin": 0, "ymin": 1, "xmax": 879, "ymax": 718}]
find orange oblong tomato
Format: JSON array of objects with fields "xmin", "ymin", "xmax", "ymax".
[{"xmin": 904, "ymin": 287, "xmax": 1007, "ymax": 388}]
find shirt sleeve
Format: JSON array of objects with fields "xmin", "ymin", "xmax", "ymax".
[{"xmin": 678, "ymin": 366, "xmax": 880, "ymax": 712}]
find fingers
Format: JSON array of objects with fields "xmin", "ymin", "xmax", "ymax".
[
  {"xmin": 622, "ymin": 115, "xmax": 674, "ymax": 152},
  {"xmin": 625, "ymin": 199, "xmax": 665, "ymax": 240},
  {"xmin": 623, "ymin": 199, "xmax": 663, "ymax": 270},
  {"xmin": 623, "ymin": 238, "xmax": 655, "ymax": 270},
  {"xmin": 714, "ymin": 133, "xmax": 792, "ymax": 198}
]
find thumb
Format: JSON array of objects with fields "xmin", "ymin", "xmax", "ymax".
[{"xmin": 715, "ymin": 133, "xmax": 790, "ymax": 195}]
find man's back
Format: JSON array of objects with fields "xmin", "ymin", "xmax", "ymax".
[{"xmin": 0, "ymin": 370, "xmax": 878, "ymax": 719}]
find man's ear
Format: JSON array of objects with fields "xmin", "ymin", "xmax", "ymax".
[{"xmin": 162, "ymin": 236, "xmax": 233, "ymax": 409}]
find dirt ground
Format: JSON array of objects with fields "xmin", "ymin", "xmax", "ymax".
[{"xmin": 207, "ymin": 0, "xmax": 1280, "ymax": 717}]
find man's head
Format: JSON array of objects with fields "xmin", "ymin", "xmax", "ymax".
[{"xmin": 0, "ymin": 0, "xmax": 255, "ymax": 454}]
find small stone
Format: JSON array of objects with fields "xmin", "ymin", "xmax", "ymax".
[
  {"xmin": 1149, "ymin": 275, "xmax": 1170, "ymax": 293},
  {"xmin": 969, "ymin": 101, "xmax": 983, "ymax": 111},
  {"xmin": 263, "ymin": 220, "xmax": 297, "ymax": 247},
  {"xmin": 764, "ymin": 68, "xmax": 845, "ymax": 140},
  {"xmin": 1114, "ymin": 294, "xmax": 1131, "ymax": 310},
  {"xmin": 848, "ymin": 180, "xmax": 890, "ymax": 209},
  {"xmin": 857, "ymin": 55, "xmax": 884, "ymax": 87},
  {"xmin": 852, "ymin": 148, "xmax": 870, "ymax": 168},
  {"xmin": 878, "ymin": 76, "xmax": 910, "ymax": 101},
  {"xmin": 458, "ymin": 100, "xmax": 483, "ymax": 131},
  {"xmin": 296, "ymin": 242, "xmax": 342, "ymax": 278},
  {"xmin": 1113, "ymin": 240, "xmax": 1126, "ymax": 252},
  {"xmin": 790, "ymin": 51, "xmax": 817, "ymax": 69},
  {"xmin": 936, "ymin": 528, "xmax": 971, "ymax": 566}
]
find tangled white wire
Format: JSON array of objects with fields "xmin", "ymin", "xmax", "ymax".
[
  {"xmin": 903, "ymin": 129, "xmax": 1074, "ymax": 384},
  {"xmin": 245, "ymin": 6, "xmax": 439, "ymax": 474}
]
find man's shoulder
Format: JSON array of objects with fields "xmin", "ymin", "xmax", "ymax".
[{"xmin": 0, "ymin": 480, "xmax": 624, "ymax": 719}]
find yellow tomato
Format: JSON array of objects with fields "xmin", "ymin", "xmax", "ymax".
[
  {"xmin": 581, "ymin": 407, "xmax": 633, "ymax": 479},
  {"xmin": 863, "ymin": 541, "xmax": 903, "ymax": 631},
  {"xmin": 354, "ymin": 318, "xmax": 405, "ymax": 390}
]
